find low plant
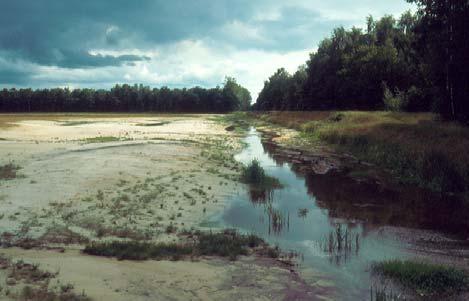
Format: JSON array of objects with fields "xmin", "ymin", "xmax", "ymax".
[
  {"xmin": 240, "ymin": 159, "xmax": 281, "ymax": 189},
  {"xmin": 196, "ymin": 230, "xmax": 263, "ymax": 260},
  {"xmin": 371, "ymin": 260, "xmax": 469, "ymax": 296},
  {"xmin": 83, "ymin": 241, "xmax": 193, "ymax": 260},
  {"xmin": 320, "ymin": 224, "xmax": 360, "ymax": 265},
  {"xmin": 83, "ymin": 136, "xmax": 125, "ymax": 143},
  {"xmin": 84, "ymin": 230, "xmax": 266, "ymax": 261},
  {"xmin": 0, "ymin": 163, "xmax": 20, "ymax": 180}
]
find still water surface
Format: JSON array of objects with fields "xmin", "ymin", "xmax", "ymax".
[{"xmin": 207, "ymin": 127, "xmax": 467, "ymax": 300}]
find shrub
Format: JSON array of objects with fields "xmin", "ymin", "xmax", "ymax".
[
  {"xmin": 241, "ymin": 159, "xmax": 281, "ymax": 189},
  {"xmin": 383, "ymin": 83, "xmax": 407, "ymax": 112},
  {"xmin": 241, "ymin": 159, "xmax": 265, "ymax": 185}
]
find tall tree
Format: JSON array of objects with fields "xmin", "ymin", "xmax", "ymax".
[{"xmin": 408, "ymin": 0, "xmax": 469, "ymax": 123}]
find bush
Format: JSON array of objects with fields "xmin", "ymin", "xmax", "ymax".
[
  {"xmin": 383, "ymin": 83, "xmax": 407, "ymax": 112},
  {"xmin": 241, "ymin": 159, "xmax": 265, "ymax": 185},
  {"xmin": 241, "ymin": 159, "xmax": 281, "ymax": 189}
]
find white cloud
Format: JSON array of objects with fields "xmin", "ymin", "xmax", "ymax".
[{"xmin": 38, "ymin": 39, "xmax": 310, "ymax": 100}]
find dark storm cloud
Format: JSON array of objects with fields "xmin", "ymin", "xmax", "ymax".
[
  {"xmin": 1, "ymin": 0, "xmax": 331, "ymax": 68},
  {"xmin": 0, "ymin": 0, "xmax": 414, "ymax": 89},
  {"xmin": 0, "ymin": 0, "xmax": 256, "ymax": 69},
  {"xmin": 0, "ymin": 68, "xmax": 30, "ymax": 85}
]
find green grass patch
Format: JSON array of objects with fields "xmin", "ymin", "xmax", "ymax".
[
  {"xmin": 0, "ymin": 163, "xmax": 21, "ymax": 180},
  {"xmin": 372, "ymin": 260, "xmax": 469, "ymax": 296},
  {"xmin": 83, "ymin": 241, "xmax": 193, "ymax": 261},
  {"xmin": 83, "ymin": 230, "xmax": 265, "ymax": 261},
  {"xmin": 197, "ymin": 230, "xmax": 263, "ymax": 260},
  {"xmin": 82, "ymin": 136, "xmax": 129, "ymax": 143}
]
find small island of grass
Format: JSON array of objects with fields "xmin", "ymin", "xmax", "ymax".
[{"xmin": 240, "ymin": 159, "xmax": 282, "ymax": 190}]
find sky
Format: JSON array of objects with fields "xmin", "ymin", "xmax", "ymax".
[{"xmin": 0, "ymin": 0, "xmax": 415, "ymax": 99}]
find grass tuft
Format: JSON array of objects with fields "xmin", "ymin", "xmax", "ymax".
[
  {"xmin": 83, "ymin": 241, "xmax": 193, "ymax": 261},
  {"xmin": 241, "ymin": 159, "xmax": 281, "ymax": 189},
  {"xmin": 372, "ymin": 260, "xmax": 469, "ymax": 296},
  {"xmin": 0, "ymin": 163, "xmax": 21, "ymax": 180},
  {"xmin": 83, "ymin": 230, "xmax": 266, "ymax": 261},
  {"xmin": 83, "ymin": 136, "xmax": 128, "ymax": 143}
]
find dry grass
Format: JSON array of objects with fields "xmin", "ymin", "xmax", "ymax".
[{"xmin": 252, "ymin": 111, "xmax": 469, "ymax": 194}]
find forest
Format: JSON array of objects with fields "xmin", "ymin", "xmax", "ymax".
[
  {"xmin": 0, "ymin": 77, "xmax": 251, "ymax": 113},
  {"xmin": 254, "ymin": 0, "xmax": 469, "ymax": 123}
]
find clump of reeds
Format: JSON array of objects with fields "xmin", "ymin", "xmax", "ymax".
[
  {"xmin": 241, "ymin": 159, "xmax": 281, "ymax": 188},
  {"xmin": 266, "ymin": 205, "xmax": 289, "ymax": 235},
  {"xmin": 319, "ymin": 224, "xmax": 360, "ymax": 265}
]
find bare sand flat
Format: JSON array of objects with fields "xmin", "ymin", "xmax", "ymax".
[{"xmin": 0, "ymin": 114, "xmax": 326, "ymax": 301}]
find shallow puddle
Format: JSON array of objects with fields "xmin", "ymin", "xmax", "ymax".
[{"xmin": 207, "ymin": 127, "xmax": 469, "ymax": 300}]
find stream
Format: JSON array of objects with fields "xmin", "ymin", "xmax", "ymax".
[{"xmin": 205, "ymin": 127, "xmax": 469, "ymax": 300}]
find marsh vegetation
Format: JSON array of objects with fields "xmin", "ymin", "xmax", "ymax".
[
  {"xmin": 83, "ymin": 230, "xmax": 269, "ymax": 261},
  {"xmin": 372, "ymin": 260, "xmax": 469, "ymax": 297},
  {"xmin": 240, "ymin": 159, "xmax": 281, "ymax": 189}
]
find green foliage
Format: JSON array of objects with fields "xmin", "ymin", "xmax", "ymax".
[
  {"xmin": 240, "ymin": 159, "xmax": 281, "ymax": 189},
  {"xmin": 253, "ymin": 9, "xmax": 451, "ymax": 115},
  {"xmin": 223, "ymin": 77, "xmax": 252, "ymax": 111},
  {"xmin": 255, "ymin": 2, "xmax": 469, "ymax": 120},
  {"xmin": 83, "ymin": 241, "xmax": 193, "ymax": 260},
  {"xmin": 197, "ymin": 230, "xmax": 263, "ymax": 260},
  {"xmin": 408, "ymin": 0, "xmax": 469, "ymax": 123},
  {"xmin": 372, "ymin": 260, "xmax": 469, "ymax": 295},
  {"xmin": 83, "ymin": 230, "xmax": 265, "ymax": 261},
  {"xmin": 0, "ymin": 80, "xmax": 249, "ymax": 113},
  {"xmin": 241, "ymin": 159, "xmax": 265, "ymax": 185},
  {"xmin": 383, "ymin": 83, "xmax": 407, "ymax": 112}
]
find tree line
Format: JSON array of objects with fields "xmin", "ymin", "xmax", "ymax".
[
  {"xmin": 254, "ymin": 0, "xmax": 469, "ymax": 123},
  {"xmin": 0, "ymin": 77, "xmax": 251, "ymax": 113}
]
